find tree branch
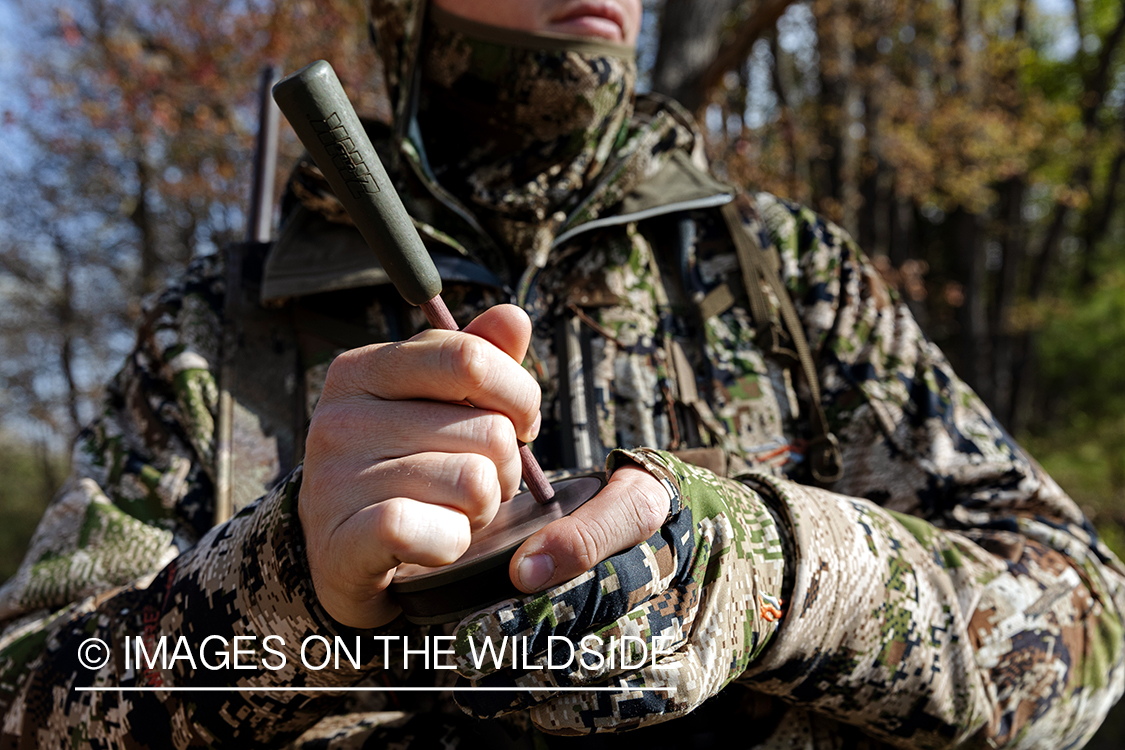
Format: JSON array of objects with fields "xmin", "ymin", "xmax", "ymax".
[
  {"xmin": 1081, "ymin": 4, "xmax": 1125, "ymax": 127},
  {"xmin": 694, "ymin": 0, "xmax": 798, "ymax": 111},
  {"xmin": 651, "ymin": 0, "xmax": 743, "ymax": 109},
  {"xmin": 1029, "ymin": 4, "xmax": 1125, "ymax": 293}
]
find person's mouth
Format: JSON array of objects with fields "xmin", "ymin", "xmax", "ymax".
[{"xmin": 548, "ymin": 1, "xmax": 629, "ymax": 43}]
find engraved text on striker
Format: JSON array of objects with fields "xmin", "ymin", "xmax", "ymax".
[{"xmin": 309, "ymin": 112, "xmax": 380, "ymax": 198}]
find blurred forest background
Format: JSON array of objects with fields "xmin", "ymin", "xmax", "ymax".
[{"xmin": 1, "ymin": 0, "xmax": 1124, "ymax": 739}]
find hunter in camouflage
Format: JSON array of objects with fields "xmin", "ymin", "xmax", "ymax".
[{"xmin": 1, "ymin": 0, "xmax": 1122, "ymax": 748}]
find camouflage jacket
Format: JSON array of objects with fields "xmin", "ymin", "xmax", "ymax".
[{"xmin": 1, "ymin": 175, "xmax": 1123, "ymax": 749}]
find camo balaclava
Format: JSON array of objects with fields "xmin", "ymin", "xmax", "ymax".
[
  {"xmin": 367, "ymin": 0, "xmax": 699, "ymax": 271},
  {"xmin": 417, "ymin": 7, "xmax": 635, "ymax": 242}
]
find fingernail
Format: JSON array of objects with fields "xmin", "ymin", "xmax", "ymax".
[
  {"xmin": 529, "ymin": 412, "xmax": 542, "ymax": 441},
  {"xmin": 517, "ymin": 554, "xmax": 554, "ymax": 591}
]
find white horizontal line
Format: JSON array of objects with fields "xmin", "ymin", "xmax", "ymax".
[{"xmin": 74, "ymin": 686, "xmax": 673, "ymax": 693}]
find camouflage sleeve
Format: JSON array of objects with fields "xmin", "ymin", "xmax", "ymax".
[
  {"xmin": 0, "ymin": 255, "xmax": 390, "ymax": 747},
  {"xmin": 733, "ymin": 193, "xmax": 1125, "ymax": 748}
]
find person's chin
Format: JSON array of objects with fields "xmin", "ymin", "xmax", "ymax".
[{"xmin": 547, "ymin": 16, "xmax": 627, "ymax": 43}]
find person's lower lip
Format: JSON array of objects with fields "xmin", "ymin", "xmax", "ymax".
[{"xmin": 549, "ymin": 16, "xmax": 624, "ymax": 42}]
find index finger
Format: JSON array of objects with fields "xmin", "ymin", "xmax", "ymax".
[{"xmin": 323, "ymin": 330, "xmax": 541, "ymax": 442}]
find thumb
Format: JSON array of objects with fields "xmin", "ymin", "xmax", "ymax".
[{"xmin": 508, "ymin": 464, "xmax": 671, "ymax": 593}]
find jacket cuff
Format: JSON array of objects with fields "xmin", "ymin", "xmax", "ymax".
[
  {"xmin": 605, "ymin": 447, "xmax": 683, "ymax": 517},
  {"xmin": 606, "ymin": 448, "xmax": 789, "ymax": 670},
  {"xmin": 161, "ymin": 465, "xmax": 401, "ymax": 690}
]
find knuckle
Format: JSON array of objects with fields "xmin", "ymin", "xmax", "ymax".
[
  {"xmin": 305, "ymin": 403, "xmax": 339, "ymax": 438},
  {"xmin": 372, "ymin": 497, "xmax": 411, "ymax": 559},
  {"xmin": 306, "ymin": 404, "xmax": 365, "ymax": 452},
  {"xmin": 324, "ymin": 343, "xmax": 394, "ymax": 399},
  {"xmin": 455, "ymin": 454, "xmax": 500, "ymax": 507},
  {"xmin": 510, "ymin": 381, "xmax": 541, "ymax": 435},
  {"xmin": 444, "ymin": 335, "xmax": 491, "ymax": 394},
  {"xmin": 297, "ymin": 478, "xmax": 330, "ymax": 528},
  {"xmin": 321, "ymin": 349, "xmax": 358, "ymax": 396},
  {"xmin": 302, "ymin": 411, "xmax": 332, "ymax": 455},
  {"xmin": 480, "ymin": 413, "xmax": 517, "ymax": 457}
]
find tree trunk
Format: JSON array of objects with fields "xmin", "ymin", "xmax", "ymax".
[
  {"xmin": 52, "ymin": 237, "xmax": 82, "ymax": 439},
  {"xmin": 1081, "ymin": 142, "xmax": 1125, "ymax": 289},
  {"xmin": 988, "ymin": 0, "xmax": 1026, "ymax": 429},
  {"xmin": 653, "ymin": 0, "xmax": 798, "ymax": 112},
  {"xmin": 35, "ymin": 438, "xmax": 61, "ymax": 505},
  {"xmin": 991, "ymin": 177, "xmax": 1024, "ymax": 429},
  {"xmin": 953, "ymin": 209, "xmax": 991, "ymax": 401},
  {"xmin": 811, "ymin": 0, "xmax": 860, "ymax": 232},
  {"xmin": 651, "ymin": 0, "xmax": 742, "ymax": 109},
  {"xmin": 133, "ymin": 156, "xmax": 161, "ymax": 295},
  {"xmin": 769, "ymin": 32, "xmax": 806, "ymax": 201}
]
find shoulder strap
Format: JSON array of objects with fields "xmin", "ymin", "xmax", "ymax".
[{"xmin": 719, "ymin": 201, "xmax": 843, "ymax": 485}]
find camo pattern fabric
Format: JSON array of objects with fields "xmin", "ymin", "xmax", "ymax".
[
  {"xmin": 0, "ymin": 255, "xmax": 227, "ymax": 627},
  {"xmin": 418, "ymin": 10, "xmax": 636, "ymax": 226},
  {"xmin": 367, "ymin": 0, "xmax": 426, "ymax": 127},
  {"xmin": 0, "ymin": 0, "xmax": 1122, "ymax": 744},
  {"xmin": 695, "ymin": 195, "xmax": 1124, "ymax": 748},
  {"xmin": 446, "ymin": 187, "xmax": 1123, "ymax": 744},
  {"xmin": 373, "ymin": 0, "xmax": 700, "ymax": 279},
  {"xmin": 737, "ymin": 473, "xmax": 1125, "ymax": 749},
  {"xmin": 0, "ymin": 258, "xmax": 413, "ymax": 748},
  {"xmin": 450, "ymin": 447, "xmax": 788, "ymax": 735},
  {"xmin": 1, "ymin": 188, "xmax": 1123, "ymax": 749}
]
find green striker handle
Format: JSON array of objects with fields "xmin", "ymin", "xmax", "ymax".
[{"xmin": 271, "ymin": 60, "xmax": 442, "ymax": 307}]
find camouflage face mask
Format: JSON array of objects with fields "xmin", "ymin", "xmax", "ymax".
[
  {"xmin": 368, "ymin": 0, "xmax": 698, "ymax": 274},
  {"xmin": 415, "ymin": 6, "xmax": 637, "ymax": 226}
]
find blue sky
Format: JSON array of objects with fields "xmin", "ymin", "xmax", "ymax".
[{"xmin": 0, "ymin": 0, "xmax": 31, "ymax": 171}]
